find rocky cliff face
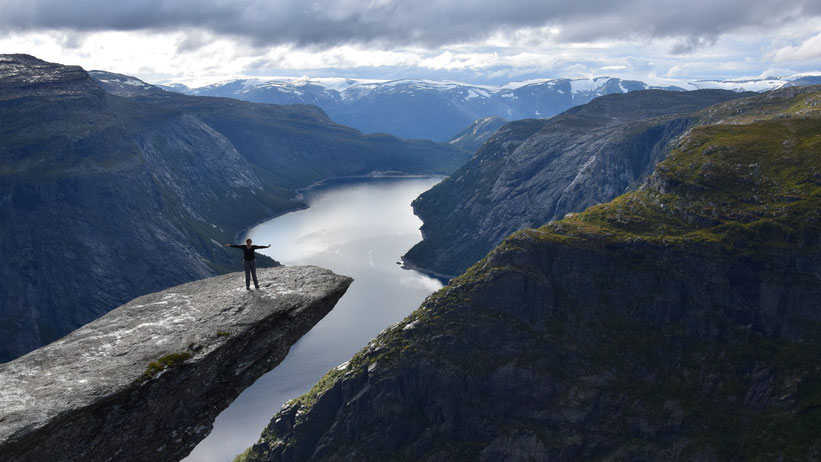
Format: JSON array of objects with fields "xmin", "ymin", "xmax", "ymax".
[
  {"xmin": 0, "ymin": 265, "xmax": 352, "ymax": 462},
  {"xmin": 403, "ymin": 89, "xmax": 752, "ymax": 278},
  {"xmin": 236, "ymin": 87, "xmax": 821, "ymax": 461},
  {"xmin": 0, "ymin": 55, "xmax": 469, "ymax": 362}
]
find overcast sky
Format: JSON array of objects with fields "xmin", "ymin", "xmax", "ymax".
[{"xmin": 1, "ymin": 0, "xmax": 820, "ymax": 85}]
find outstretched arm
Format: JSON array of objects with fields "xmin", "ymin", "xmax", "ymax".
[{"xmin": 224, "ymin": 244, "xmax": 242, "ymax": 248}]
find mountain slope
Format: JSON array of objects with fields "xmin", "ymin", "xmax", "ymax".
[
  {"xmin": 237, "ymin": 86, "xmax": 821, "ymax": 462},
  {"xmin": 0, "ymin": 55, "xmax": 469, "ymax": 362},
  {"xmin": 403, "ymin": 89, "xmax": 752, "ymax": 278},
  {"xmin": 448, "ymin": 116, "xmax": 507, "ymax": 153},
  {"xmin": 93, "ymin": 70, "xmax": 470, "ymax": 185}
]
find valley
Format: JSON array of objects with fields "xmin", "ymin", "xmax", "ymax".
[{"xmin": 0, "ymin": 54, "xmax": 469, "ymax": 362}]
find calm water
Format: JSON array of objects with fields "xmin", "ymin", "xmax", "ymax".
[{"xmin": 183, "ymin": 176, "xmax": 444, "ymax": 462}]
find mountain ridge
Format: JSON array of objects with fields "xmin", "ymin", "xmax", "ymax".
[
  {"xmin": 157, "ymin": 76, "xmax": 677, "ymax": 141},
  {"xmin": 403, "ymin": 88, "xmax": 753, "ymax": 278},
  {"xmin": 447, "ymin": 116, "xmax": 508, "ymax": 153}
]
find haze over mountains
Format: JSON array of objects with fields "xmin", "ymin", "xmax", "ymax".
[
  {"xmin": 161, "ymin": 74, "xmax": 821, "ymax": 141},
  {"xmin": 4, "ymin": 0, "xmax": 821, "ymax": 459}
]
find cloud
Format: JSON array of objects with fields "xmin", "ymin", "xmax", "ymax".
[
  {"xmin": 2, "ymin": 2, "xmax": 820, "ymax": 85},
  {"xmin": 771, "ymin": 32, "xmax": 821, "ymax": 62},
  {"xmin": 670, "ymin": 36, "xmax": 717, "ymax": 55},
  {"xmin": 55, "ymin": 31, "xmax": 88, "ymax": 50},
  {"xmin": 175, "ymin": 30, "xmax": 213, "ymax": 53},
  {"xmin": 1, "ymin": 0, "xmax": 820, "ymax": 50}
]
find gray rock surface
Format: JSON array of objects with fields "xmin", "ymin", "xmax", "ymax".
[{"xmin": 0, "ymin": 265, "xmax": 352, "ymax": 462}]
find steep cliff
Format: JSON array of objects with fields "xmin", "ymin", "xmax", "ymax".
[
  {"xmin": 0, "ymin": 265, "xmax": 352, "ymax": 462},
  {"xmin": 0, "ymin": 55, "xmax": 469, "ymax": 362},
  {"xmin": 237, "ymin": 87, "xmax": 821, "ymax": 461},
  {"xmin": 403, "ymin": 89, "xmax": 752, "ymax": 278}
]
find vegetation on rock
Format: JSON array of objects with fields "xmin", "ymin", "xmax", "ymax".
[{"xmin": 140, "ymin": 352, "xmax": 192, "ymax": 382}]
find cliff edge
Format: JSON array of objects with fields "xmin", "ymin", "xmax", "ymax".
[{"xmin": 0, "ymin": 265, "xmax": 352, "ymax": 462}]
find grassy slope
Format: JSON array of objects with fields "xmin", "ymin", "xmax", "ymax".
[{"xmin": 551, "ymin": 90, "xmax": 821, "ymax": 252}]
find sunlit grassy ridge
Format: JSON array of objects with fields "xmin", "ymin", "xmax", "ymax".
[
  {"xmin": 542, "ymin": 117, "xmax": 821, "ymax": 253},
  {"xmin": 490, "ymin": 87, "xmax": 818, "ymax": 255}
]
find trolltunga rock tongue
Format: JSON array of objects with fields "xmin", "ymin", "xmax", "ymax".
[{"xmin": 0, "ymin": 265, "xmax": 352, "ymax": 462}]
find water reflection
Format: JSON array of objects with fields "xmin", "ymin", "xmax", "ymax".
[{"xmin": 183, "ymin": 176, "xmax": 444, "ymax": 462}]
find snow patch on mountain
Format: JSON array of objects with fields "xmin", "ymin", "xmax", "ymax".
[{"xmin": 161, "ymin": 72, "xmax": 821, "ymax": 99}]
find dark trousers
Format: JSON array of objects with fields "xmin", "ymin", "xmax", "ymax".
[{"xmin": 244, "ymin": 259, "xmax": 259, "ymax": 288}]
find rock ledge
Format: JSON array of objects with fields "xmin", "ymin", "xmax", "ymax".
[{"xmin": 0, "ymin": 265, "xmax": 352, "ymax": 462}]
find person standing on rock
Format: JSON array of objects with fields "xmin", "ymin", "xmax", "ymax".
[{"xmin": 224, "ymin": 239, "xmax": 271, "ymax": 290}]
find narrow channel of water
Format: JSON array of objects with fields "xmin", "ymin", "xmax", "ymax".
[{"xmin": 183, "ymin": 176, "xmax": 444, "ymax": 462}]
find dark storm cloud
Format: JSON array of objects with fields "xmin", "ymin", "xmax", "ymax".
[
  {"xmin": 1, "ymin": 0, "xmax": 820, "ymax": 48},
  {"xmin": 670, "ymin": 36, "xmax": 718, "ymax": 55}
]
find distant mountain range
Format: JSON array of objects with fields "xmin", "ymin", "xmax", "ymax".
[{"xmin": 156, "ymin": 74, "xmax": 821, "ymax": 141}]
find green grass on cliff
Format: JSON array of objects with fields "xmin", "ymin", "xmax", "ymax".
[
  {"xmin": 139, "ymin": 352, "xmax": 192, "ymax": 382},
  {"xmin": 534, "ymin": 116, "xmax": 821, "ymax": 255}
]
